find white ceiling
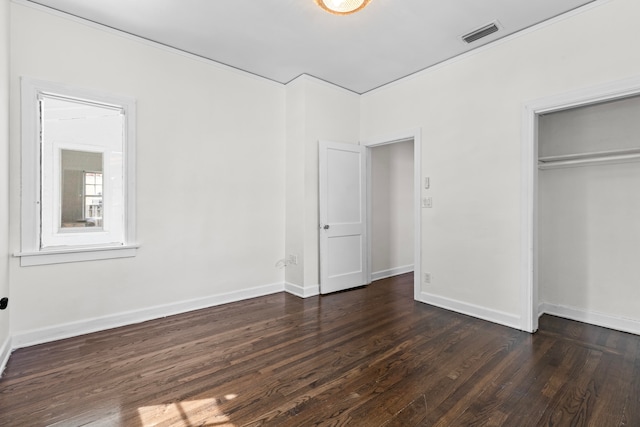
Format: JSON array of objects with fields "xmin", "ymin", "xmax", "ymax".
[{"xmin": 28, "ymin": 0, "xmax": 596, "ymax": 94}]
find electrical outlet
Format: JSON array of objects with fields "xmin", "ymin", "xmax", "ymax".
[
  {"xmin": 424, "ymin": 273, "xmax": 431, "ymax": 284},
  {"xmin": 422, "ymin": 197, "xmax": 432, "ymax": 208},
  {"xmin": 288, "ymin": 254, "xmax": 298, "ymax": 265}
]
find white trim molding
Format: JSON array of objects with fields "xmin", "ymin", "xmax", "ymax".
[
  {"xmin": 540, "ymin": 302, "xmax": 640, "ymax": 336},
  {"xmin": 11, "ymin": 282, "xmax": 284, "ymax": 349},
  {"xmin": 371, "ymin": 265, "xmax": 414, "ymax": 282},
  {"xmin": 284, "ymin": 282, "xmax": 320, "ymax": 298},
  {"xmin": 285, "ymin": 74, "xmax": 360, "ymax": 96},
  {"xmin": 16, "ymin": 245, "xmax": 139, "ymax": 266},
  {"xmin": 419, "ymin": 291, "xmax": 521, "ymax": 330},
  {"xmin": 0, "ymin": 336, "xmax": 11, "ymax": 377},
  {"xmin": 521, "ymin": 74, "xmax": 640, "ymax": 334}
]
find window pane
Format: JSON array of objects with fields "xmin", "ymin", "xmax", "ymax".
[{"xmin": 60, "ymin": 149, "xmax": 103, "ymax": 228}]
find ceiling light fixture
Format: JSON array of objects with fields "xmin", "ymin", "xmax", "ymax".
[{"xmin": 315, "ymin": 0, "xmax": 372, "ymax": 15}]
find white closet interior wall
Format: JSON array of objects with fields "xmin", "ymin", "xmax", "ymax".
[{"xmin": 538, "ymin": 95, "xmax": 640, "ymax": 328}]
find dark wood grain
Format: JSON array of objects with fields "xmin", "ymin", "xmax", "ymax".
[{"xmin": 0, "ymin": 273, "xmax": 638, "ymax": 426}]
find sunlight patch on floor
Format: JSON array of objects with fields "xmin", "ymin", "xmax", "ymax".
[{"xmin": 137, "ymin": 395, "xmax": 238, "ymax": 426}]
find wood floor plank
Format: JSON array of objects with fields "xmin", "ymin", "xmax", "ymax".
[{"xmin": 1, "ymin": 273, "xmax": 639, "ymax": 426}]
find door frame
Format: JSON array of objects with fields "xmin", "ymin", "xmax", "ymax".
[
  {"xmin": 521, "ymin": 75, "xmax": 640, "ymax": 333},
  {"xmin": 361, "ymin": 128, "xmax": 422, "ymax": 300}
]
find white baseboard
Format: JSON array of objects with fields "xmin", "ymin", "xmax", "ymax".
[
  {"xmin": 0, "ymin": 336, "xmax": 11, "ymax": 378},
  {"xmin": 538, "ymin": 302, "xmax": 545, "ymax": 318},
  {"xmin": 540, "ymin": 302, "xmax": 640, "ymax": 335},
  {"xmin": 285, "ymin": 282, "xmax": 320, "ymax": 298},
  {"xmin": 12, "ymin": 282, "xmax": 285, "ymax": 349},
  {"xmin": 371, "ymin": 265, "xmax": 414, "ymax": 281},
  {"xmin": 418, "ymin": 291, "xmax": 521, "ymax": 330}
]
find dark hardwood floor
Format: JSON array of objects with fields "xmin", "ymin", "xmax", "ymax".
[{"xmin": 0, "ymin": 273, "xmax": 638, "ymax": 426}]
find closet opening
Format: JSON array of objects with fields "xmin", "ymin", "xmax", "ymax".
[{"xmin": 528, "ymin": 90, "xmax": 640, "ymax": 335}]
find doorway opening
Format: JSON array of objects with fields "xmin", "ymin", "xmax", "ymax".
[
  {"xmin": 363, "ymin": 129, "xmax": 422, "ymax": 300},
  {"xmin": 369, "ymin": 141, "xmax": 414, "ymax": 279}
]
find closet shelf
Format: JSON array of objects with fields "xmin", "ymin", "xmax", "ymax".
[{"xmin": 538, "ymin": 148, "xmax": 640, "ymax": 170}]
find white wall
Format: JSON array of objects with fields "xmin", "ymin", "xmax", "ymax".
[
  {"xmin": 539, "ymin": 95, "xmax": 640, "ymax": 157},
  {"xmin": 9, "ymin": 2, "xmax": 286, "ymax": 343},
  {"xmin": 284, "ymin": 79, "xmax": 306, "ymax": 289},
  {"xmin": 0, "ymin": 0, "xmax": 11, "ymax": 368},
  {"xmin": 539, "ymin": 163, "xmax": 640, "ymax": 322},
  {"xmin": 284, "ymin": 76, "xmax": 360, "ymax": 295},
  {"xmin": 360, "ymin": 0, "xmax": 640, "ymax": 328},
  {"xmin": 538, "ymin": 96, "xmax": 640, "ymax": 325},
  {"xmin": 371, "ymin": 141, "xmax": 414, "ymax": 277}
]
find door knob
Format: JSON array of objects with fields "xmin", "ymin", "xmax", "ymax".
[{"xmin": 323, "ymin": 224, "xmax": 330, "ymax": 230}]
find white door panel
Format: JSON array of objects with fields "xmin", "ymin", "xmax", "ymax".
[
  {"xmin": 328, "ymin": 234, "xmax": 362, "ymax": 277},
  {"xmin": 319, "ymin": 140, "xmax": 367, "ymax": 294}
]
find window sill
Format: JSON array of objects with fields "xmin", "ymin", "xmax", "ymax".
[{"xmin": 15, "ymin": 244, "xmax": 139, "ymax": 266}]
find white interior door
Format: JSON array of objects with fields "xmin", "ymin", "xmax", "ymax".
[{"xmin": 319, "ymin": 140, "xmax": 367, "ymax": 294}]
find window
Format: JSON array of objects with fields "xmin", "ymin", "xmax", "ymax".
[
  {"xmin": 18, "ymin": 78, "xmax": 137, "ymax": 266},
  {"xmin": 59, "ymin": 150, "xmax": 104, "ymax": 229},
  {"xmin": 83, "ymin": 170, "xmax": 103, "ymax": 224}
]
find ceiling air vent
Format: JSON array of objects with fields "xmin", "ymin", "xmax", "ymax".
[{"xmin": 462, "ymin": 22, "xmax": 500, "ymax": 44}]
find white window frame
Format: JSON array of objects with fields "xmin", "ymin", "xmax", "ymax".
[{"xmin": 17, "ymin": 78, "xmax": 138, "ymax": 266}]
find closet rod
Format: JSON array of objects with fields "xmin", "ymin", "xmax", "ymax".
[
  {"xmin": 538, "ymin": 152, "xmax": 640, "ymax": 170},
  {"xmin": 538, "ymin": 147, "xmax": 640, "ymax": 163}
]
